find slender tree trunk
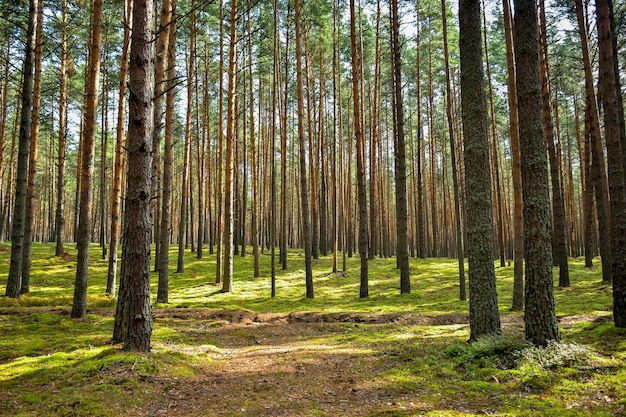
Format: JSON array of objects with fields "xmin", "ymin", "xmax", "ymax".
[
  {"xmin": 459, "ymin": 0, "xmax": 501, "ymax": 340},
  {"xmin": 349, "ymin": 0, "xmax": 368, "ymax": 298},
  {"xmin": 442, "ymin": 0, "xmax": 464, "ymax": 300},
  {"xmin": 575, "ymin": 0, "xmax": 612, "ymax": 282},
  {"xmin": 294, "ymin": 0, "xmax": 314, "ymax": 298},
  {"xmin": 71, "ymin": 0, "xmax": 103, "ymax": 318},
  {"xmin": 158, "ymin": 0, "xmax": 177, "ymax": 304},
  {"xmin": 222, "ymin": 0, "xmax": 238, "ymax": 293},
  {"xmin": 390, "ymin": 0, "xmax": 409, "ymax": 293},
  {"xmin": 539, "ymin": 0, "xmax": 569, "ymax": 288},
  {"xmin": 6, "ymin": 0, "xmax": 37, "ymax": 298},
  {"xmin": 514, "ymin": 0, "xmax": 558, "ymax": 346},
  {"xmin": 502, "ymin": 0, "xmax": 523, "ymax": 311},
  {"xmin": 20, "ymin": 0, "xmax": 44, "ymax": 294},
  {"xmin": 106, "ymin": 0, "xmax": 131, "ymax": 296}
]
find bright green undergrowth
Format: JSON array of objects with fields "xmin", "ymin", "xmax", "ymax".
[{"xmin": 0, "ymin": 243, "xmax": 622, "ymax": 416}]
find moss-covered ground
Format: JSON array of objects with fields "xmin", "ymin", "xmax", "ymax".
[{"xmin": 0, "ymin": 243, "xmax": 624, "ymax": 416}]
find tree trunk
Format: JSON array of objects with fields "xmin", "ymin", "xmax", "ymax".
[
  {"xmin": 116, "ymin": 0, "xmax": 154, "ymax": 352},
  {"xmin": 222, "ymin": 0, "xmax": 238, "ymax": 293},
  {"xmin": 514, "ymin": 0, "xmax": 558, "ymax": 346},
  {"xmin": 391, "ymin": 0, "xmax": 410, "ymax": 294},
  {"xmin": 20, "ymin": 0, "xmax": 44, "ymax": 294},
  {"xmin": 459, "ymin": 0, "xmax": 501, "ymax": 340},
  {"xmin": 294, "ymin": 0, "xmax": 314, "ymax": 298},
  {"xmin": 71, "ymin": 0, "xmax": 103, "ymax": 318},
  {"xmin": 442, "ymin": 0, "xmax": 464, "ymax": 300},
  {"xmin": 158, "ymin": 0, "xmax": 177, "ymax": 304},
  {"xmin": 5, "ymin": 0, "xmax": 37, "ymax": 298},
  {"xmin": 539, "ymin": 0, "xmax": 569, "ymax": 288},
  {"xmin": 596, "ymin": 0, "xmax": 626, "ymax": 327},
  {"xmin": 106, "ymin": 0, "xmax": 131, "ymax": 296},
  {"xmin": 502, "ymin": 0, "xmax": 523, "ymax": 311}
]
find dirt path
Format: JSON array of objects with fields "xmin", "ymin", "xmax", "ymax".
[{"xmin": 135, "ymin": 310, "xmax": 535, "ymax": 417}]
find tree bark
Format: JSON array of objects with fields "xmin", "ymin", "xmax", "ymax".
[
  {"xmin": 71, "ymin": 0, "xmax": 103, "ymax": 318},
  {"xmin": 459, "ymin": 0, "xmax": 501, "ymax": 340},
  {"xmin": 514, "ymin": 0, "xmax": 558, "ymax": 346}
]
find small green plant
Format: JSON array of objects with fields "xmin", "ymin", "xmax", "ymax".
[
  {"xmin": 516, "ymin": 340, "xmax": 597, "ymax": 369},
  {"xmin": 446, "ymin": 333, "xmax": 528, "ymax": 370}
]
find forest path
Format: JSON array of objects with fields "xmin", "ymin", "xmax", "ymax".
[{"xmin": 139, "ymin": 310, "xmax": 533, "ymax": 417}]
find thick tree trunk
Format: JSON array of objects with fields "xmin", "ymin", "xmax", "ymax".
[
  {"xmin": 514, "ymin": 0, "xmax": 558, "ymax": 346},
  {"xmin": 71, "ymin": 0, "xmax": 103, "ymax": 318},
  {"xmin": 459, "ymin": 0, "xmax": 501, "ymax": 340},
  {"xmin": 596, "ymin": 0, "xmax": 626, "ymax": 327},
  {"xmin": 118, "ymin": 0, "xmax": 154, "ymax": 351}
]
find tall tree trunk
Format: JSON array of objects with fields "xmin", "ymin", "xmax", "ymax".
[
  {"xmin": 442, "ymin": 0, "xmax": 465, "ymax": 300},
  {"xmin": 539, "ymin": 0, "xmax": 569, "ymax": 288},
  {"xmin": 575, "ymin": 0, "xmax": 612, "ymax": 282},
  {"xmin": 99, "ymin": 34, "xmax": 109, "ymax": 261},
  {"xmin": 390, "ymin": 0, "xmax": 409, "ymax": 294},
  {"xmin": 222, "ymin": 0, "xmax": 238, "ymax": 293},
  {"xmin": 6, "ymin": 0, "xmax": 37, "ymax": 298},
  {"xmin": 279, "ymin": 4, "xmax": 291, "ymax": 271},
  {"xmin": 596, "ymin": 0, "xmax": 626, "ymax": 327},
  {"xmin": 215, "ymin": 0, "xmax": 224, "ymax": 283},
  {"xmin": 152, "ymin": 0, "xmax": 173, "ymax": 273},
  {"xmin": 350, "ymin": 0, "xmax": 368, "ymax": 298},
  {"xmin": 20, "ymin": 0, "xmax": 44, "ymax": 294},
  {"xmin": 248, "ymin": 1, "xmax": 259, "ymax": 277},
  {"xmin": 415, "ymin": 1, "xmax": 426, "ymax": 259},
  {"xmin": 514, "ymin": 0, "xmax": 558, "ymax": 346},
  {"xmin": 459, "ymin": 0, "xmax": 501, "ymax": 340},
  {"xmin": 117, "ymin": 0, "xmax": 154, "ymax": 351},
  {"xmin": 106, "ymin": 0, "xmax": 131, "ymax": 296},
  {"xmin": 294, "ymin": 0, "xmax": 314, "ymax": 298},
  {"xmin": 158, "ymin": 0, "xmax": 177, "ymax": 304},
  {"xmin": 502, "ymin": 0, "xmax": 523, "ymax": 311},
  {"xmin": 0, "ymin": 38, "xmax": 11, "ymax": 242},
  {"xmin": 71, "ymin": 0, "xmax": 103, "ymax": 318}
]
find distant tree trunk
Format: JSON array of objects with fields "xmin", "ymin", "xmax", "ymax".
[
  {"xmin": 215, "ymin": 0, "xmax": 224, "ymax": 283},
  {"xmin": 575, "ymin": 0, "xmax": 612, "ymax": 282},
  {"xmin": 54, "ymin": 0, "xmax": 67, "ymax": 256},
  {"xmin": 350, "ymin": 0, "xmax": 368, "ymax": 298},
  {"xmin": 514, "ymin": 0, "xmax": 558, "ymax": 346},
  {"xmin": 502, "ymin": 0, "xmax": 523, "ymax": 311},
  {"xmin": 442, "ymin": 0, "xmax": 465, "ymax": 300},
  {"xmin": 158, "ymin": 0, "xmax": 177, "ymax": 304},
  {"xmin": 295, "ymin": 0, "xmax": 314, "ymax": 298},
  {"xmin": 539, "ymin": 0, "xmax": 569, "ymax": 288},
  {"xmin": 5, "ymin": 0, "xmax": 37, "ymax": 298},
  {"xmin": 20, "ymin": 0, "xmax": 44, "ymax": 294},
  {"xmin": 459, "ymin": 0, "xmax": 501, "ymax": 340},
  {"xmin": 248, "ymin": 2, "xmax": 259, "ymax": 277},
  {"xmin": 279, "ymin": 4, "xmax": 292, "ymax": 271},
  {"xmin": 596, "ymin": 0, "xmax": 626, "ymax": 327},
  {"xmin": 71, "ymin": 0, "xmax": 103, "ymax": 318},
  {"xmin": 99, "ymin": 35, "xmax": 109, "ymax": 261},
  {"xmin": 222, "ymin": 0, "xmax": 238, "ymax": 293},
  {"xmin": 270, "ymin": 0, "xmax": 279, "ymax": 294},
  {"xmin": 106, "ymin": 0, "xmax": 131, "ymax": 296},
  {"xmin": 115, "ymin": 0, "xmax": 154, "ymax": 352},
  {"xmin": 415, "ymin": 2, "xmax": 426, "ymax": 259},
  {"xmin": 390, "ymin": 0, "xmax": 409, "ymax": 294},
  {"xmin": 0, "ymin": 39, "xmax": 11, "ymax": 242}
]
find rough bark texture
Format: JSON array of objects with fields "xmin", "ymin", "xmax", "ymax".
[
  {"xmin": 596, "ymin": 0, "xmax": 626, "ymax": 327},
  {"xmin": 459, "ymin": 0, "xmax": 501, "ymax": 340},
  {"xmin": 71, "ymin": 0, "xmax": 103, "ymax": 319},
  {"xmin": 55, "ymin": 0, "xmax": 68, "ymax": 258},
  {"xmin": 514, "ymin": 0, "xmax": 558, "ymax": 346},
  {"xmin": 6, "ymin": 0, "xmax": 37, "ymax": 299},
  {"xmin": 119, "ymin": 0, "xmax": 154, "ymax": 352}
]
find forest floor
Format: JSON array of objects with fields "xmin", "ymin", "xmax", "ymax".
[{"xmin": 1, "ymin": 246, "xmax": 626, "ymax": 416}]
